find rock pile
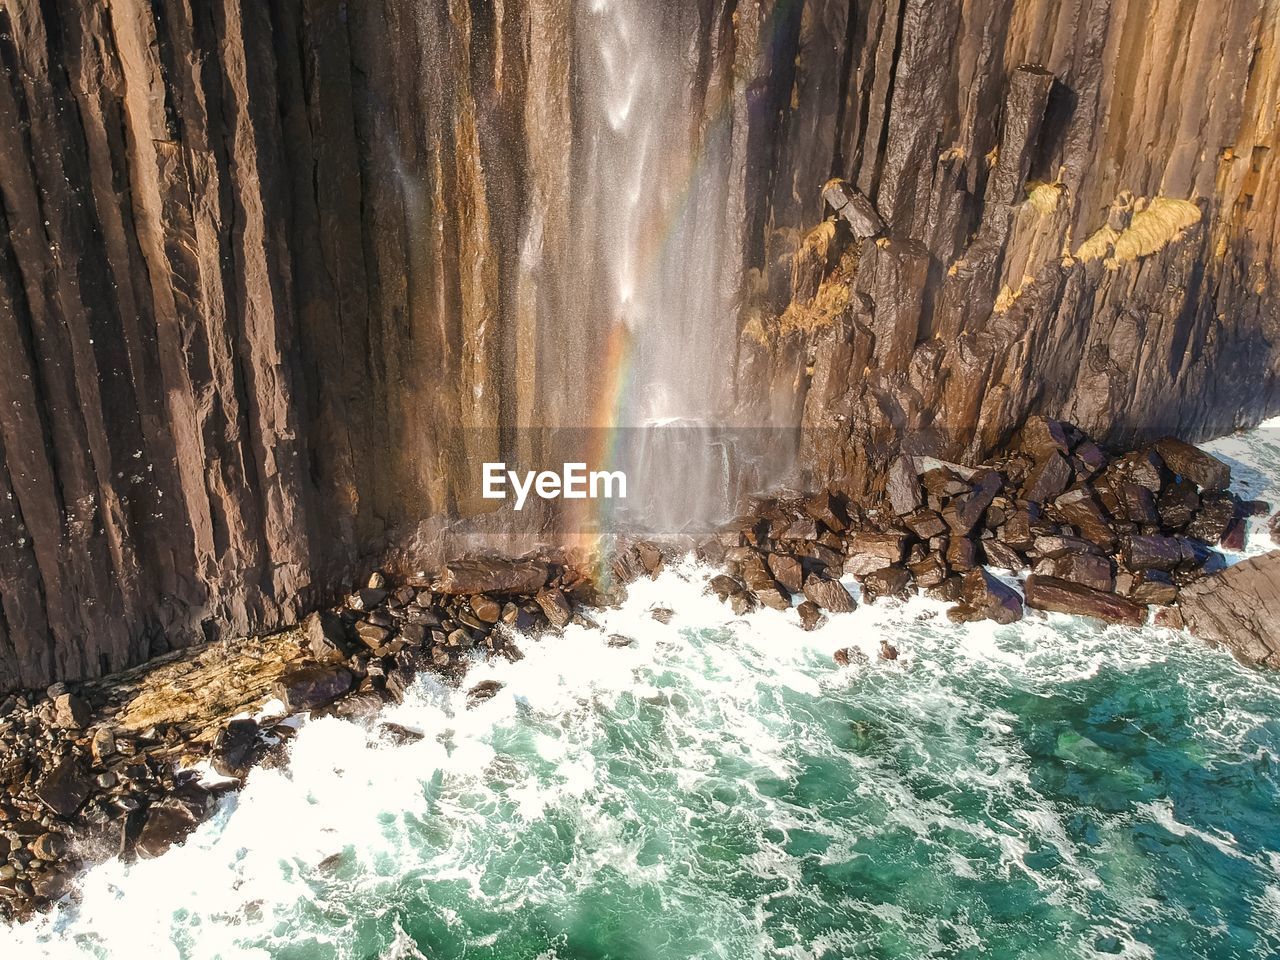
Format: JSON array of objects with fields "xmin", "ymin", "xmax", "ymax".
[
  {"xmin": 699, "ymin": 417, "xmax": 1262, "ymax": 634},
  {"xmin": 0, "ymin": 555, "xmax": 594, "ymax": 921}
]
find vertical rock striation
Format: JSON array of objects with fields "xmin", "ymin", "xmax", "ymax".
[{"xmin": 0, "ymin": 0, "xmax": 1276, "ymax": 690}]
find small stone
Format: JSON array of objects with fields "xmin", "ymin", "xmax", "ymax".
[
  {"xmin": 470, "ymin": 595, "xmax": 501, "ymax": 623},
  {"xmin": 29, "ymin": 833, "xmax": 66, "ymax": 862},
  {"xmin": 879, "ymin": 640, "xmax": 899, "ymax": 661},
  {"xmin": 466, "ymin": 680, "xmax": 504, "ymax": 706},
  {"xmin": 535, "ymin": 588, "xmax": 573, "ymax": 629}
]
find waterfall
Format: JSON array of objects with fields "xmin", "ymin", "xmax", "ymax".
[{"xmin": 563, "ymin": 0, "xmax": 744, "ymax": 534}]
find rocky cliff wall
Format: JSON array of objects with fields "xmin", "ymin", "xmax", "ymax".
[{"xmin": 0, "ymin": 0, "xmax": 1276, "ymax": 691}]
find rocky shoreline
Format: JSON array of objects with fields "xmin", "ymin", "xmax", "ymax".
[{"xmin": 2, "ymin": 417, "xmax": 1277, "ymax": 922}]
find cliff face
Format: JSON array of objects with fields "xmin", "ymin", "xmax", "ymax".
[{"xmin": 0, "ymin": 0, "xmax": 1276, "ymax": 691}]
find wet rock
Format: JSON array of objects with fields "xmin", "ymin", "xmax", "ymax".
[
  {"xmin": 903, "ymin": 508, "xmax": 947, "ymax": 540},
  {"xmin": 1176, "ymin": 551, "xmax": 1280, "ymax": 668},
  {"xmin": 134, "ymin": 798, "xmax": 203, "ymax": 859},
  {"xmin": 29, "ymin": 833, "xmax": 66, "ymax": 862},
  {"xmin": 1023, "ymin": 452, "xmax": 1073, "ymax": 504},
  {"xmin": 1129, "ymin": 570, "xmax": 1178, "ymax": 605},
  {"xmin": 432, "ymin": 558, "xmax": 550, "ymax": 595},
  {"xmin": 1054, "ymin": 486, "xmax": 1115, "ymax": 547},
  {"xmin": 276, "ymin": 667, "xmax": 354, "ymax": 713},
  {"xmin": 946, "ymin": 537, "xmax": 977, "ymax": 572},
  {"xmin": 466, "ymin": 680, "xmax": 504, "ymax": 706},
  {"xmin": 304, "ymin": 610, "xmax": 353, "ymax": 663},
  {"xmin": 348, "ymin": 587, "xmax": 389, "ymax": 611},
  {"xmin": 1018, "ymin": 416, "xmax": 1072, "ymax": 460},
  {"xmin": 470, "ymin": 596, "xmax": 501, "ymax": 624},
  {"xmin": 1034, "ymin": 555, "xmax": 1116, "ymax": 593},
  {"xmin": 1186, "ymin": 493, "xmax": 1238, "ymax": 544},
  {"xmin": 797, "ymin": 601, "xmax": 826, "ymax": 631},
  {"xmin": 862, "ymin": 566, "xmax": 911, "ymax": 603},
  {"xmin": 1154, "ymin": 438, "xmax": 1231, "ymax": 491},
  {"xmin": 707, "ymin": 574, "xmax": 758, "ymax": 615},
  {"xmin": 886, "ymin": 455, "xmax": 922, "ymax": 515},
  {"xmin": 741, "ymin": 554, "xmax": 791, "ymax": 610},
  {"xmin": 1023, "ymin": 575, "xmax": 1147, "ymax": 626},
  {"xmin": 1158, "ymin": 478, "xmax": 1201, "ymax": 528},
  {"xmin": 802, "ymin": 576, "xmax": 856, "ymax": 613},
  {"xmin": 942, "ymin": 471, "xmax": 1002, "ymax": 536},
  {"xmin": 354, "ymin": 621, "xmax": 393, "ymax": 651},
  {"xmin": 212, "ymin": 719, "xmax": 259, "ymax": 779},
  {"xmin": 34, "ymin": 758, "xmax": 92, "ymax": 818},
  {"xmin": 535, "ymin": 588, "xmax": 573, "ymax": 629},
  {"xmin": 1124, "ymin": 535, "xmax": 1183, "ymax": 572},
  {"xmin": 803, "ymin": 490, "xmax": 847, "ymax": 534},
  {"xmin": 844, "ymin": 532, "xmax": 907, "ymax": 576},
  {"xmin": 908, "ymin": 553, "xmax": 948, "ymax": 588},
  {"xmin": 1032, "ymin": 535, "xmax": 1099, "ymax": 559},
  {"xmin": 767, "ymin": 554, "xmax": 804, "ymax": 593},
  {"xmin": 879, "ymin": 640, "xmax": 899, "ymax": 661},
  {"xmin": 649, "ymin": 607, "xmax": 674, "ymax": 624},
  {"xmin": 950, "ymin": 568, "xmax": 1023, "ymax": 625},
  {"xmin": 980, "ymin": 539, "xmax": 1023, "ymax": 571}
]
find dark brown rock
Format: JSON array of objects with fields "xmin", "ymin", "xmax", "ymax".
[
  {"xmin": 276, "ymin": 667, "xmax": 354, "ymax": 713},
  {"xmin": 844, "ymin": 532, "xmax": 907, "ymax": 576},
  {"xmin": 1154, "ymin": 438, "xmax": 1231, "ymax": 492},
  {"xmin": 135, "ymin": 799, "xmax": 203, "ymax": 859},
  {"xmin": 1023, "ymin": 453, "xmax": 1073, "ymax": 504},
  {"xmin": 802, "ymin": 576, "xmax": 857, "ymax": 613},
  {"xmin": 1023, "ymin": 576, "xmax": 1147, "ymax": 626},
  {"xmin": 34, "ymin": 757, "xmax": 92, "ymax": 818},
  {"xmin": 1124, "ymin": 535, "xmax": 1184, "ymax": 572},
  {"xmin": 956, "ymin": 568, "xmax": 1023, "ymax": 624},
  {"xmin": 797, "ymin": 601, "xmax": 826, "ymax": 631},
  {"xmin": 212, "ymin": 719, "xmax": 260, "ymax": 779},
  {"xmin": 433, "ymin": 560, "xmax": 550, "ymax": 596},
  {"xmin": 862, "ymin": 566, "xmax": 911, "ymax": 603},
  {"xmin": 886, "ymin": 455, "xmax": 922, "ymax": 515},
  {"xmin": 903, "ymin": 508, "xmax": 948, "ymax": 540},
  {"xmin": 1039, "ymin": 554, "xmax": 1114, "ymax": 593},
  {"xmin": 767, "ymin": 554, "xmax": 804, "ymax": 593}
]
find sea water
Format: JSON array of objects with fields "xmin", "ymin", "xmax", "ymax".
[{"xmin": 10, "ymin": 424, "xmax": 1280, "ymax": 960}]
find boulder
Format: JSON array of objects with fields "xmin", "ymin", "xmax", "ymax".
[
  {"xmin": 707, "ymin": 574, "xmax": 758, "ymax": 615},
  {"xmin": 908, "ymin": 553, "xmax": 948, "ymax": 588},
  {"xmin": 1018, "ymin": 416, "xmax": 1072, "ymax": 460},
  {"xmin": 942, "ymin": 471, "xmax": 1003, "ymax": 535},
  {"xmin": 946, "ymin": 537, "xmax": 977, "ymax": 571},
  {"xmin": 304, "ymin": 610, "xmax": 353, "ymax": 663},
  {"xmin": 535, "ymin": 588, "xmax": 573, "ymax": 628},
  {"xmin": 767, "ymin": 554, "xmax": 804, "ymax": 593},
  {"xmin": 903, "ymin": 508, "xmax": 948, "ymax": 539},
  {"xmin": 1186, "ymin": 493, "xmax": 1238, "ymax": 544},
  {"xmin": 803, "ymin": 490, "xmax": 848, "ymax": 533},
  {"xmin": 821, "ymin": 177, "xmax": 885, "ymax": 237},
  {"xmin": 466, "ymin": 680, "xmax": 504, "ymax": 706},
  {"xmin": 797, "ymin": 601, "xmax": 826, "ymax": 631},
  {"xmin": 470, "ymin": 595, "xmax": 502, "ymax": 623},
  {"xmin": 1175, "ymin": 551, "xmax": 1280, "ymax": 668},
  {"xmin": 802, "ymin": 576, "xmax": 857, "ymax": 613},
  {"xmin": 1154, "ymin": 438, "xmax": 1231, "ymax": 491},
  {"xmin": 1053, "ymin": 553, "xmax": 1114, "ymax": 592},
  {"xmin": 276, "ymin": 667, "xmax": 354, "ymax": 713},
  {"xmin": 212, "ymin": 719, "xmax": 260, "ymax": 779},
  {"xmin": 51, "ymin": 693, "xmax": 91, "ymax": 730},
  {"xmin": 885, "ymin": 455, "xmax": 922, "ymax": 515},
  {"xmin": 1023, "ymin": 575, "xmax": 1147, "ymax": 626},
  {"xmin": 1157, "ymin": 478, "xmax": 1200, "ymax": 528},
  {"xmin": 135, "ymin": 798, "xmax": 203, "ymax": 859},
  {"xmin": 1129, "ymin": 570, "xmax": 1178, "ymax": 605},
  {"xmin": 432, "ymin": 558, "xmax": 550, "ymax": 595},
  {"xmin": 34, "ymin": 757, "xmax": 92, "ymax": 818},
  {"xmin": 950, "ymin": 568, "xmax": 1023, "ymax": 624},
  {"xmin": 1124, "ymin": 535, "xmax": 1183, "ymax": 571},
  {"xmin": 862, "ymin": 566, "xmax": 911, "ymax": 603},
  {"xmin": 354, "ymin": 621, "xmax": 393, "ymax": 651},
  {"xmin": 844, "ymin": 532, "xmax": 907, "ymax": 576},
  {"xmin": 1053, "ymin": 486, "xmax": 1115, "ymax": 547},
  {"xmin": 980, "ymin": 538, "xmax": 1023, "ymax": 571},
  {"xmin": 1023, "ymin": 452, "xmax": 1073, "ymax": 504}
]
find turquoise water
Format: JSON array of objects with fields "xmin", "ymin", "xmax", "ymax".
[{"xmin": 12, "ymin": 424, "xmax": 1280, "ymax": 960}]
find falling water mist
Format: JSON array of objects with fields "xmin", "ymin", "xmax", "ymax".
[{"xmin": 555, "ymin": 0, "xmax": 772, "ymax": 535}]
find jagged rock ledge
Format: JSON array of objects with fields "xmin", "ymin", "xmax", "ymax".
[{"xmin": 0, "ymin": 417, "xmax": 1273, "ymax": 921}]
